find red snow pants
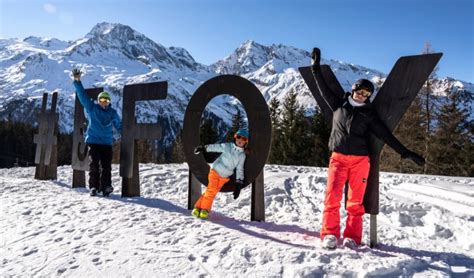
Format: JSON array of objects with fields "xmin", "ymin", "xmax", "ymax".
[
  {"xmin": 321, "ymin": 152, "xmax": 370, "ymax": 244},
  {"xmin": 194, "ymin": 169, "xmax": 230, "ymax": 212}
]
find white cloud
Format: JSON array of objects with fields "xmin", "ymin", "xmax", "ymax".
[
  {"xmin": 43, "ymin": 3, "xmax": 57, "ymax": 14},
  {"xmin": 42, "ymin": 3, "xmax": 74, "ymax": 25},
  {"xmin": 59, "ymin": 12, "xmax": 74, "ymax": 25}
]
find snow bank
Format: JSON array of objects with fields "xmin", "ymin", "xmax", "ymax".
[{"xmin": 1, "ymin": 164, "xmax": 473, "ymax": 277}]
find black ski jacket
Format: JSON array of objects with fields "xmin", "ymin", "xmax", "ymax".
[{"xmin": 311, "ymin": 67, "xmax": 409, "ymax": 156}]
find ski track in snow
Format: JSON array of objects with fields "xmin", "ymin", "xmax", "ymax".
[{"xmin": 1, "ymin": 164, "xmax": 473, "ymax": 277}]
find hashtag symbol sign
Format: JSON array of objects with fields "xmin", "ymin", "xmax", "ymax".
[{"xmin": 33, "ymin": 92, "xmax": 58, "ymax": 166}]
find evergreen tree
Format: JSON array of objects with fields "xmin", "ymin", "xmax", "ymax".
[
  {"xmin": 268, "ymin": 97, "xmax": 283, "ymax": 164},
  {"xmin": 199, "ymin": 117, "xmax": 220, "ymax": 163},
  {"xmin": 57, "ymin": 133, "xmax": 73, "ymax": 166},
  {"xmin": 380, "ymin": 42, "xmax": 440, "ymax": 174},
  {"xmin": 430, "ymin": 88, "xmax": 473, "ymax": 176},
  {"xmin": 420, "ymin": 42, "xmax": 440, "ymax": 174},
  {"xmin": 309, "ymin": 109, "xmax": 331, "ymax": 167},
  {"xmin": 171, "ymin": 130, "xmax": 186, "ymax": 163},
  {"xmin": 112, "ymin": 139, "xmax": 153, "ymax": 164},
  {"xmin": 200, "ymin": 118, "xmax": 219, "ymax": 145},
  {"xmin": 225, "ymin": 109, "xmax": 247, "ymax": 142},
  {"xmin": 380, "ymin": 95, "xmax": 426, "ymax": 173},
  {"xmin": 136, "ymin": 140, "xmax": 154, "ymax": 163},
  {"xmin": 0, "ymin": 120, "xmax": 36, "ymax": 168},
  {"xmin": 279, "ymin": 89, "xmax": 311, "ymax": 165}
]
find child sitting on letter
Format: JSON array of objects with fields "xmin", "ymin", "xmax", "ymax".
[{"xmin": 191, "ymin": 129, "xmax": 249, "ymax": 219}]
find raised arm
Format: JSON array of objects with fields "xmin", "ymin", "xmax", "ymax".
[
  {"xmin": 72, "ymin": 69, "xmax": 94, "ymax": 112},
  {"xmin": 310, "ymin": 48, "xmax": 344, "ymax": 111}
]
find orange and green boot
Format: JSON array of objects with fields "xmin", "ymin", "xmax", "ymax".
[
  {"xmin": 199, "ymin": 209, "xmax": 209, "ymax": 219},
  {"xmin": 191, "ymin": 208, "xmax": 200, "ymax": 217}
]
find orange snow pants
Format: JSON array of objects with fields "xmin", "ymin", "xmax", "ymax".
[
  {"xmin": 321, "ymin": 152, "xmax": 370, "ymax": 244},
  {"xmin": 194, "ymin": 169, "xmax": 230, "ymax": 212}
]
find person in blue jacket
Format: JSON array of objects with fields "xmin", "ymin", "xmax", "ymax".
[
  {"xmin": 72, "ymin": 69, "xmax": 122, "ymax": 197},
  {"xmin": 191, "ymin": 129, "xmax": 249, "ymax": 219}
]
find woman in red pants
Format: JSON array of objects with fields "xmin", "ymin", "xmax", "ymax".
[{"xmin": 310, "ymin": 48, "xmax": 425, "ymax": 249}]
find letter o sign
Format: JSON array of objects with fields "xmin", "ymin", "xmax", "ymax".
[{"xmin": 183, "ymin": 75, "xmax": 271, "ymax": 192}]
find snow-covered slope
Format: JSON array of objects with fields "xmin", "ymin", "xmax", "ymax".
[
  {"xmin": 1, "ymin": 164, "xmax": 473, "ymax": 276},
  {"xmin": 0, "ymin": 23, "xmax": 472, "ymax": 146}
]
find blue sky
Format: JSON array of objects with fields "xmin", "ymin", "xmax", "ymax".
[{"xmin": 0, "ymin": 0, "xmax": 473, "ymax": 82}]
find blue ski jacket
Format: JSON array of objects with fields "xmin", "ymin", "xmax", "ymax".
[
  {"xmin": 205, "ymin": 143, "xmax": 246, "ymax": 180},
  {"xmin": 73, "ymin": 80, "xmax": 122, "ymax": 145}
]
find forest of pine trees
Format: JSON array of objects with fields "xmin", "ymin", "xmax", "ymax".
[
  {"xmin": 379, "ymin": 44, "xmax": 473, "ymax": 176},
  {"xmin": 267, "ymin": 89, "xmax": 330, "ymax": 167},
  {"xmin": 379, "ymin": 84, "xmax": 473, "ymax": 176},
  {"xmin": 0, "ymin": 120, "xmax": 73, "ymax": 168}
]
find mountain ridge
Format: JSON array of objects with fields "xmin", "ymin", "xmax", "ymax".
[{"xmin": 0, "ymin": 22, "xmax": 472, "ymax": 148}]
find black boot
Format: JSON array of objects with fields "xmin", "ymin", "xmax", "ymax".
[
  {"xmin": 90, "ymin": 188, "xmax": 98, "ymax": 197},
  {"xmin": 102, "ymin": 185, "xmax": 114, "ymax": 197}
]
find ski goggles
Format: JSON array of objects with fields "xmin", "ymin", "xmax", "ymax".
[
  {"xmin": 353, "ymin": 89, "xmax": 371, "ymax": 97},
  {"xmin": 99, "ymin": 98, "xmax": 111, "ymax": 104},
  {"xmin": 234, "ymin": 134, "xmax": 248, "ymax": 142}
]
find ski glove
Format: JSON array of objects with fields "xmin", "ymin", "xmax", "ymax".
[
  {"xmin": 401, "ymin": 151, "xmax": 425, "ymax": 166},
  {"xmin": 311, "ymin": 48, "xmax": 321, "ymax": 67},
  {"xmin": 233, "ymin": 179, "xmax": 244, "ymax": 200},
  {"xmin": 72, "ymin": 68, "xmax": 81, "ymax": 80},
  {"xmin": 72, "ymin": 69, "xmax": 82, "ymax": 77},
  {"xmin": 194, "ymin": 145, "xmax": 206, "ymax": 155}
]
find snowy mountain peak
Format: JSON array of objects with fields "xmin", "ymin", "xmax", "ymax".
[
  {"xmin": 212, "ymin": 40, "xmax": 312, "ymax": 76},
  {"xmin": 23, "ymin": 36, "xmax": 43, "ymax": 44},
  {"xmin": 212, "ymin": 40, "xmax": 271, "ymax": 74},
  {"xmin": 85, "ymin": 22, "xmax": 135, "ymax": 39},
  {"xmin": 168, "ymin": 46, "xmax": 199, "ymax": 68},
  {"xmin": 78, "ymin": 22, "xmax": 202, "ymax": 71},
  {"xmin": 241, "ymin": 40, "xmax": 266, "ymax": 52},
  {"xmin": 22, "ymin": 36, "xmax": 70, "ymax": 50},
  {"xmin": 82, "ymin": 22, "xmax": 164, "ymax": 53}
]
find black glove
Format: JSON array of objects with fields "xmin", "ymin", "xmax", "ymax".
[
  {"xmin": 233, "ymin": 179, "xmax": 244, "ymax": 199},
  {"xmin": 72, "ymin": 68, "xmax": 82, "ymax": 80},
  {"xmin": 401, "ymin": 151, "xmax": 425, "ymax": 166},
  {"xmin": 311, "ymin": 48, "xmax": 321, "ymax": 67},
  {"xmin": 193, "ymin": 145, "xmax": 205, "ymax": 155}
]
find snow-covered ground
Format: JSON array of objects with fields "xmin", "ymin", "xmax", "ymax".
[{"xmin": 1, "ymin": 164, "xmax": 473, "ymax": 277}]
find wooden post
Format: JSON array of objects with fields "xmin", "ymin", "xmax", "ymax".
[
  {"xmin": 34, "ymin": 93, "xmax": 58, "ymax": 180},
  {"xmin": 72, "ymin": 170, "xmax": 86, "ymax": 188},
  {"xmin": 251, "ymin": 170, "xmax": 265, "ymax": 222},
  {"xmin": 121, "ymin": 141, "xmax": 141, "ymax": 197},
  {"xmin": 187, "ymin": 170, "xmax": 202, "ymax": 210},
  {"xmin": 370, "ymin": 214, "xmax": 377, "ymax": 248}
]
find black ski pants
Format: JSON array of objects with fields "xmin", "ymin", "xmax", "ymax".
[{"xmin": 88, "ymin": 144, "xmax": 113, "ymax": 190}]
